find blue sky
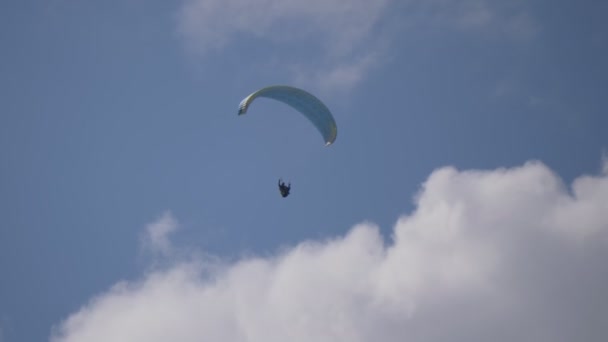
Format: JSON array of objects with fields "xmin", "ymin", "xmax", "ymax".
[{"xmin": 1, "ymin": 1, "xmax": 608, "ymax": 341}]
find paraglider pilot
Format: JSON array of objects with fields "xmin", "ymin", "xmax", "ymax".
[{"xmin": 278, "ymin": 179, "xmax": 291, "ymax": 198}]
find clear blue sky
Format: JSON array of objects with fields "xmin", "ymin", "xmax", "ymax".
[{"xmin": 1, "ymin": 1, "xmax": 607, "ymax": 341}]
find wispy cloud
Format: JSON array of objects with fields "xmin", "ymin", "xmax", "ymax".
[
  {"xmin": 398, "ymin": 0, "xmax": 540, "ymax": 39},
  {"xmin": 176, "ymin": 0, "xmax": 390, "ymax": 56},
  {"xmin": 52, "ymin": 160, "xmax": 608, "ymax": 342},
  {"xmin": 176, "ymin": 0, "xmax": 539, "ymax": 92},
  {"xmin": 140, "ymin": 211, "xmax": 179, "ymax": 257},
  {"xmin": 290, "ymin": 52, "xmax": 382, "ymax": 94},
  {"xmin": 176, "ymin": 0, "xmax": 391, "ymax": 92}
]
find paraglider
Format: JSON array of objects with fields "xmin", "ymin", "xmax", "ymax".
[
  {"xmin": 278, "ymin": 179, "xmax": 291, "ymax": 198},
  {"xmin": 237, "ymin": 85, "xmax": 337, "ymax": 146},
  {"xmin": 238, "ymin": 85, "xmax": 337, "ymax": 198}
]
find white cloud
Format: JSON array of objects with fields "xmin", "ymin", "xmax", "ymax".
[
  {"xmin": 51, "ymin": 161, "xmax": 608, "ymax": 342},
  {"xmin": 141, "ymin": 211, "xmax": 179, "ymax": 257}
]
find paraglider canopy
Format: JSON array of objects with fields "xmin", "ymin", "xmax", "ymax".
[{"xmin": 238, "ymin": 85, "xmax": 337, "ymax": 146}]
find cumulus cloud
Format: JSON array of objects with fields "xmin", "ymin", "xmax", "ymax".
[{"xmin": 51, "ymin": 161, "xmax": 608, "ymax": 342}]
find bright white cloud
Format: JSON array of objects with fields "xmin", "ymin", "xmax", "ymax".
[
  {"xmin": 51, "ymin": 160, "xmax": 608, "ymax": 342},
  {"xmin": 141, "ymin": 211, "xmax": 179, "ymax": 257}
]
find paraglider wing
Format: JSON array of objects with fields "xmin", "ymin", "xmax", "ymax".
[{"xmin": 238, "ymin": 85, "xmax": 337, "ymax": 145}]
